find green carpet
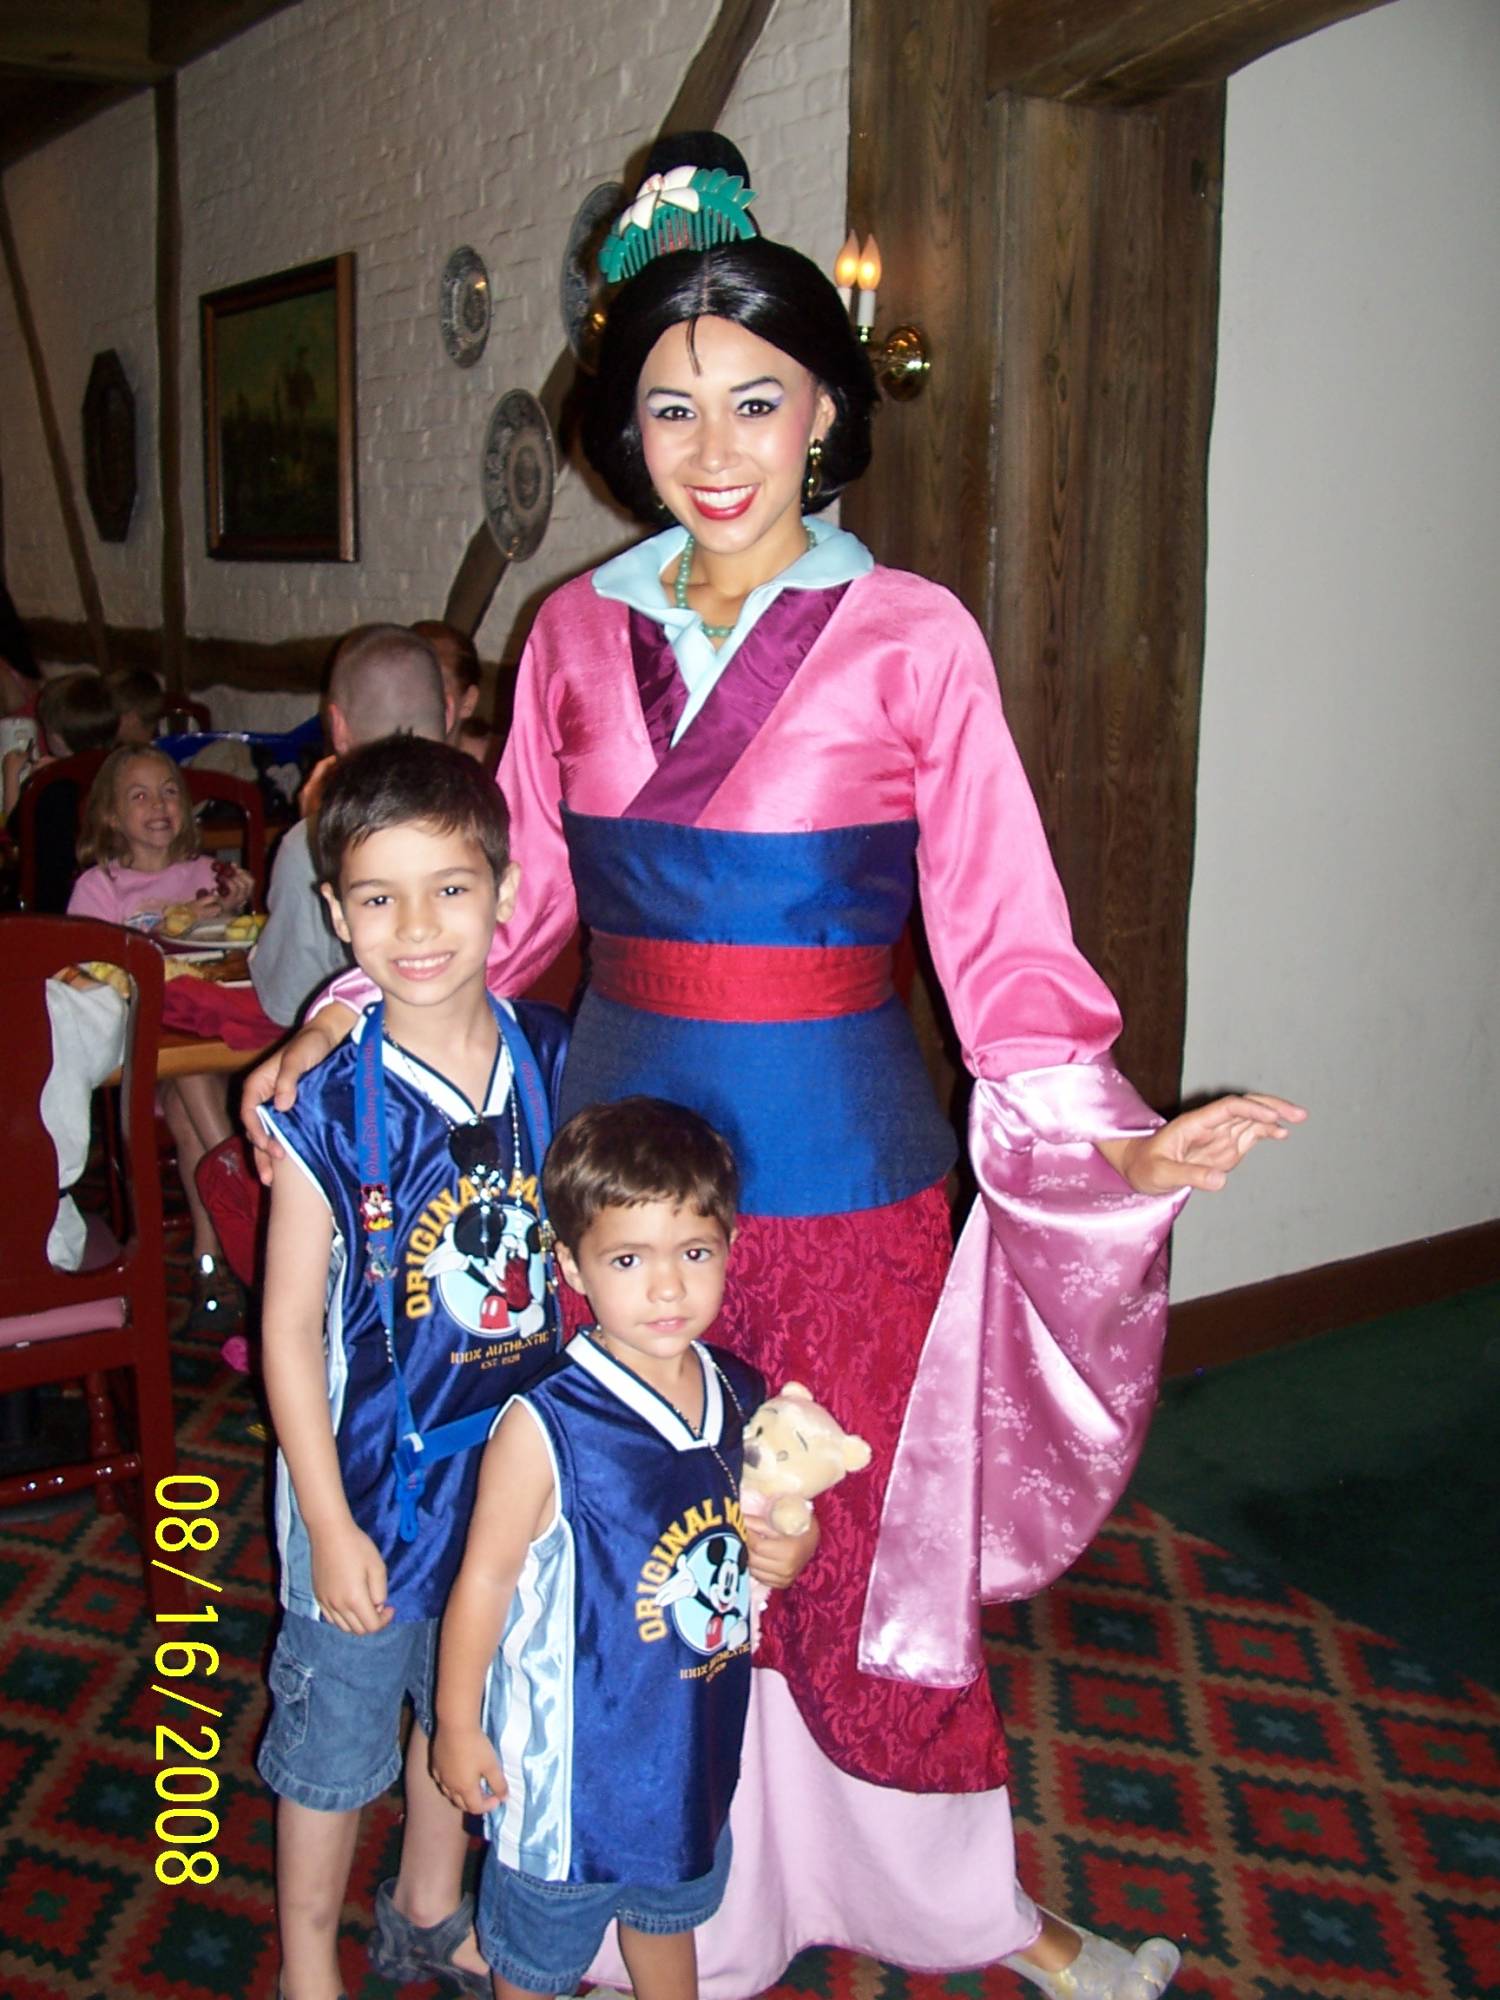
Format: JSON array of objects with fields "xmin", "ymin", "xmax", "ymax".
[{"xmin": 1131, "ymin": 1281, "xmax": 1500, "ymax": 1689}]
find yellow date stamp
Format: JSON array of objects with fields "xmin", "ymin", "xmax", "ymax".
[{"xmin": 150, "ymin": 1474, "xmax": 224, "ymax": 1885}]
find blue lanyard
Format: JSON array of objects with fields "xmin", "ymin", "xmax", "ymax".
[{"xmin": 354, "ymin": 997, "xmax": 556, "ymax": 1540}]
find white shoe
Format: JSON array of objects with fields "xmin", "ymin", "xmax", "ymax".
[{"xmin": 1002, "ymin": 1919, "xmax": 1181, "ymax": 1998}]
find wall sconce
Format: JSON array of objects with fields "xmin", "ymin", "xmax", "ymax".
[{"xmin": 834, "ymin": 231, "xmax": 930, "ymax": 402}]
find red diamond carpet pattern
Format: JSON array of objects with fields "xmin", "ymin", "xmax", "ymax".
[{"xmin": 0, "ymin": 1211, "xmax": 1494, "ymax": 1998}]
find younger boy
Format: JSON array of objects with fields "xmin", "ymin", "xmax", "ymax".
[
  {"xmin": 257, "ymin": 734, "xmax": 567, "ymax": 2000},
  {"xmin": 431, "ymin": 1098, "xmax": 765, "ymax": 2000}
]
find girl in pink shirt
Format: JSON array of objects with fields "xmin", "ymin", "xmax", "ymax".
[{"xmin": 69, "ymin": 747, "xmax": 252, "ymax": 1328}]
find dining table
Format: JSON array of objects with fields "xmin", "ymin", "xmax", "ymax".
[{"xmin": 153, "ymin": 1024, "xmax": 279, "ymax": 1079}]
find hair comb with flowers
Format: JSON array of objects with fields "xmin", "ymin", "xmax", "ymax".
[{"xmin": 598, "ymin": 164, "xmax": 757, "ymax": 284}]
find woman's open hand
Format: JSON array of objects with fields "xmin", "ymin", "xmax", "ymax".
[{"xmin": 1102, "ymin": 1093, "xmax": 1306, "ymax": 1195}]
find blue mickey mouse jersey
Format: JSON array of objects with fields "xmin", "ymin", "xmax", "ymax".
[
  {"xmin": 483, "ymin": 1334, "xmax": 765, "ymax": 1885},
  {"xmin": 261, "ymin": 1001, "xmax": 566, "ymax": 1620}
]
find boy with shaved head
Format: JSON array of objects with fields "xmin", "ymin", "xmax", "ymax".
[{"xmin": 252, "ymin": 624, "xmax": 451, "ymax": 1026}]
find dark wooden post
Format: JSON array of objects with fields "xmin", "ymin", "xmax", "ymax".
[
  {"xmin": 986, "ymin": 86, "xmax": 1224, "ymax": 1109},
  {"xmin": 0, "ymin": 186, "xmax": 112, "ymax": 673},
  {"xmin": 844, "ymin": 0, "xmax": 1227, "ymax": 1111},
  {"xmin": 155, "ymin": 76, "xmax": 186, "ymax": 697},
  {"xmin": 844, "ymin": 0, "xmax": 1395, "ymax": 1111}
]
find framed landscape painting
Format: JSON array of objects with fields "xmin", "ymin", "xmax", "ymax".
[{"xmin": 201, "ymin": 252, "xmax": 357, "ymax": 561}]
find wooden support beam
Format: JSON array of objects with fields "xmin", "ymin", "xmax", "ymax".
[
  {"xmin": 444, "ymin": 0, "xmax": 777, "ymax": 635},
  {"xmin": 0, "ymin": 184, "xmax": 111, "ymax": 672},
  {"xmin": 987, "ymin": 0, "xmax": 1397, "ymax": 105},
  {"xmin": 845, "ymin": 0, "xmax": 1226, "ymax": 1113},
  {"xmin": 155, "ymin": 74, "xmax": 185, "ymax": 695},
  {"xmin": 0, "ymin": 1, "xmax": 160, "ymax": 84},
  {"xmin": 655, "ymin": 0, "xmax": 778, "ymax": 147},
  {"xmin": 842, "ymin": 0, "xmax": 1009, "ymax": 1132},
  {"xmin": 844, "ymin": 0, "xmax": 997, "ymax": 612},
  {"xmin": 988, "ymin": 86, "xmax": 1225, "ymax": 1109}
]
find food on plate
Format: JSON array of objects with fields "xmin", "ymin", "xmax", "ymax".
[
  {"xmin": 77, "ymin": 961, "xmax": 132, "ymax": 998},
  {"xmin": 75, "ymin": 947, "xmax": 252, "ymax": 990}
]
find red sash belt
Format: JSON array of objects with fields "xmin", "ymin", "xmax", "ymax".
[{"xmin": 589, "ymin": 932, "xmax": 894, "ymax": 1024}]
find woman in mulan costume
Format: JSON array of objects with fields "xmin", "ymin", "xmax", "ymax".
[{"xmin": 265, "ymin": 134, "xmax": 1301, "ymax": 2000}]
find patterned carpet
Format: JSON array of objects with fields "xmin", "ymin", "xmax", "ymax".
[{"xmin": 1, "ymin": 1214, "xmax": 1496, "ymax": 1999}]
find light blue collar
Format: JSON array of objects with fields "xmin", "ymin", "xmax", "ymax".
[
  {"xmin": 593, "ymin": 518, "xmax": 872, "ymax": 620},
  {"xmin": 592, "ymin": 520, "xmax": 872, "ymax": 744}
]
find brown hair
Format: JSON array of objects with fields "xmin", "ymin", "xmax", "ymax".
[
  {"xmin": 543, "ymin": 1097, "xmax": 739, "ymax": 1250},
  {"xmin": 78, "ymin": 746, "xmax": 200, "ymax": 868},
  {"xmin": 411, "ymin": 620, "xmax": 481, "ymax": 693},
  {"xmin": 311, "ymin": 732, "xmax": 511, "ymax": 888},
  {"xmin": 37, "ymin": 672, "xmax": 119, "ymax": 755},
  {"xmin": 103, "ymin": 667, "xmax": 166, "ymax": 737}
]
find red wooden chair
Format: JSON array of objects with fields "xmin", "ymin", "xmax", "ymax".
[
  {"xmin": 181, "ymin": 765, "xmax": 268, "ymax": 902},
  {"xmin": 12, "ymin": 748, "xmax": 110, "ymax": 911},
  {"xmin": 0, "ymin": 916, "xmax": 181, "ymax": 1613}
]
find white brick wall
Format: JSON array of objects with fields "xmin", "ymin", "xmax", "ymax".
[
  {"xmin": 1, "ymin": 90, "xmax": 160, "ymax": 630},
  {"xmin": 1, "ymin": 0, "xmax": 850, "ymax": 667}
]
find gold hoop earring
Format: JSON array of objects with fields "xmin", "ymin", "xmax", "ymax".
[{"xmin": 803, "ymin": 437, "xmax": 825, "ymax": 507}]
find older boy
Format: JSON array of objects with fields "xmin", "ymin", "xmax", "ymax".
[{"xmin": 257, "ymin": 735, "xmax": 565, "ymax": 2000}]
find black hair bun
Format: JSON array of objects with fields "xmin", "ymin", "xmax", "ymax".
[{"xmin": 641, "ymin": 130, "xmax": 751, "ymax": 186}]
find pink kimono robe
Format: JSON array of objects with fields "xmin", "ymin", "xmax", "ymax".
[{"xmin": 328, "ymin": 551, "xmax": 1185, "ymax": 1985}]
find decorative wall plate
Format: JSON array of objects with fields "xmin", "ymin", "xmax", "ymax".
[
  {"xmin": 559, "ymin": 181, "xmax": 622, "ymax": 369},
  {"xmin": 480, "ymin": 389, "xmax": 555, "ymax": 561},
  {"xmin": 82, "ymin": 349, "xmax": 136, "ymax": 542},
  {"xmin": 439, "ymin": 246, "xmax": 491, "ymax": 367}
]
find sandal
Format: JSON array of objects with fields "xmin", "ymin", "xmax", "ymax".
[
  {"xmin": 369, "ymin": 1877, "xmax": 490, "ymax": 1996},
  {"xmin": 186, "ymin": 1252, "xmax": 244, "ymax": 1335}
]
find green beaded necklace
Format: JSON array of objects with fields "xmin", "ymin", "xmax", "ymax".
[{"xmin": 674, "ymin": 526, "xmax": 816, "ymax": 641}]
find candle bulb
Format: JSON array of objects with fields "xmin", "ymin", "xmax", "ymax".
[
  {"xmin": 856, "ymin": 234, "xmax": 881, "ymax": 331},
  {"xmin": 834, "ymin": 230, "xmax": 861, "ymax": 312}
]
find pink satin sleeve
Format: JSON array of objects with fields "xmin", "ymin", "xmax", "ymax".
[
  {"xmin": 485, "ymin": 624, "xmax": 580, "ymax": 995},
  {"xmin": 904, "ymin": 601, "xmax": 1123, "ymax": 1077},
  {"xmin": 312, "ymin": 618, "xmax": 582, "ymax": 1021},
  {"xmin": 850, "ymin": 600, "xmax": 1184, "ymax": 1685},
  {"xmin": 859, "ymin": 1064, "xmax": 1188, "ymax": 1686}
]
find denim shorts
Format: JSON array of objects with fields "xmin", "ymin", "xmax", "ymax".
[
  {"xmin": 477, "ymin": 1828, "xmax": 731, "ymax": 1994},
  {"xmin": 256, "ymin": 1609, "xmax": 438, "ymax": 1812}
]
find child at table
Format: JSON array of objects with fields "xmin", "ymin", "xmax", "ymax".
[
  {"xmin": 102, "ymin": 666, "xmax": 167, "ymax": 747},
  {"xmin": 3, "ymin": 671, "xmax": 122, "ymax": 910},
  {"xmin": 68, "ymin": 745, "xmax": 253, "ymax": 1329}
]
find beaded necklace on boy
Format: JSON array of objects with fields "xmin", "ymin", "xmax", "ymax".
[
  {"xmin": 382, "ymin": 1026, "xmax": 523, "ymax": 1234},
  {"xmin": 674, "ymin": 524, "xmax": 816, "ymax": 640}
]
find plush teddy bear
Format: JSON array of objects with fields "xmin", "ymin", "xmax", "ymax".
[{"xmin": 741, "ymin": 1381, "xmax": 872, "ymax": 1537}]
